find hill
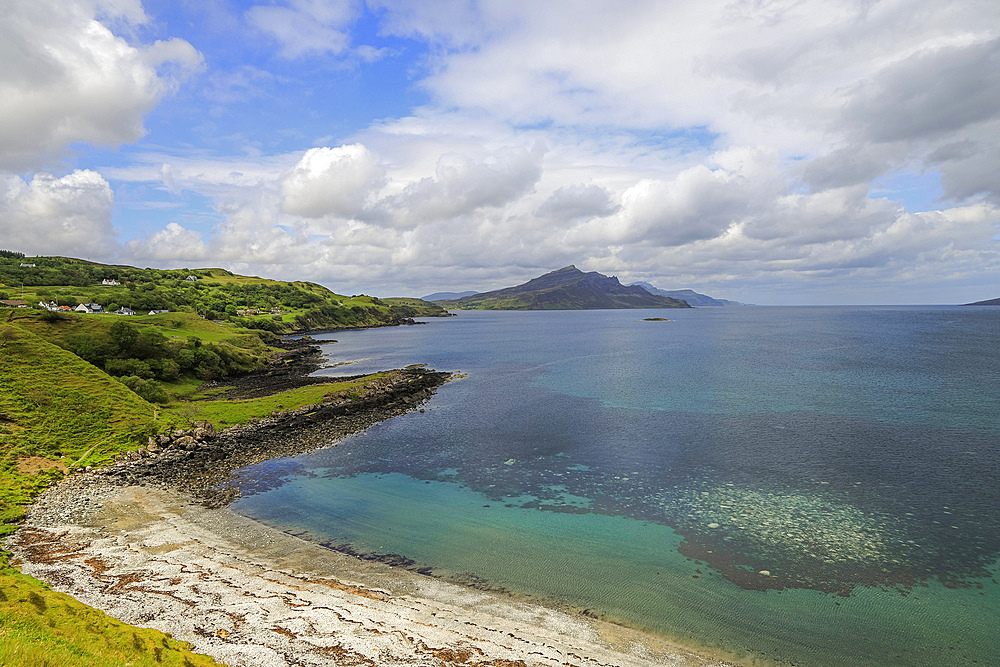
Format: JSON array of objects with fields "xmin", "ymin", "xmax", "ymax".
[
  {"xmin": 0, "ymin": 253, "xmax": 448, "ymax": 334},
  {"xmin": 963, "ymin": 297, "xmax": 1000, "ymax": 306},
  {"xmin": 422, "ymin": 290, "xmax": 478, "ymax": 301},
  {"xmin": 437, "ymin": 266, "xmax": 691, "ymax": 310},
  {"xmin": 630, "ymin": 282, "xmax": 742, "ymax": 306}
]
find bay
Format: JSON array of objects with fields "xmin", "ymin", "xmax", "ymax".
[{"xmin": 229, "ymin": 306, "xmax": 1000, "ymax": 665}]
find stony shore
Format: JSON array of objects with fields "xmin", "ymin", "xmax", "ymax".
[{"xmin": 5, "ymin": 339, "xmax": 733, "ymax": 667}]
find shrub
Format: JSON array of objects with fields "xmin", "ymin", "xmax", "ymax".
[
  {"xmin": 63, "ymin": 333, "xmax": 116, "ymax": 367},
  {"xmin": 118, "ymin": 376, "xmax": 168, "ymax": 404},
  {"xmin": 105, "ymin": 358, "xmax": 154, "ymax": 379}
]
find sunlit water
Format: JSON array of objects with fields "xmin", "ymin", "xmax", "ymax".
[{"xmin": 230, "ymin": 307, "xmax": 1000, "ymax": 665}]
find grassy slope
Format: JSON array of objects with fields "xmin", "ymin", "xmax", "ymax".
[
  {"xmin": 2, "ymin": 255, "xmax": 443, "ymax": 333},
  {"xmin": 0, "ymin": 322, "xmax": 220, "ymax": 666},
  {"xmin": 382, "ymin": 297, "xmax": 452, "ymax": 317},
  {"xmin": 0, "ymin": 315, "xmax": 402, "ymax": 666},
  {"xmin": 172, "ymin": 373, "xmax": 389, "ymax": 428},
  {"xmin": 0, "ymin": 323, "xmax": 160, "ymax": 531}
]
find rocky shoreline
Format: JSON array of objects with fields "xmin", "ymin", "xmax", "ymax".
[
  {"xmin": 105, "ymin": 361, "xmax": 451, "ymax": 507},
  {"xmin": 5, "ymin": 339, "xmax": 733, "ymax": 667}
]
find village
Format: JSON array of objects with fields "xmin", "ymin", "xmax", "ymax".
[{"xmin": 0, "ymin": 273, "xmax": 282, "ymax": 319}]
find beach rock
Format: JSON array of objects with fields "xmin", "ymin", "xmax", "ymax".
[{"xmin": 174, "ymin": 436, "xmax": 197, "ymax": 450}]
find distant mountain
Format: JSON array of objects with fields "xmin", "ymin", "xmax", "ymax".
[
  {"xmin": 963, "ymin": 297, "xmax": 1000, "ymax": 306},
  {"xmin": 630, "ymin": 282, "xmax": 742, "ymax": 306},
  {"xmin": 440, "ymin": 266, "xmax": 691, "ymax": 310},
  {"xmin": 423, "ymin": 290, "xmax": 479, "ymax": 301}
]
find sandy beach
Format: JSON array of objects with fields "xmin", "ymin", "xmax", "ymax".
[{"xmin": 6, "ymin": 473, "xmax": 731, "ymax": 666}]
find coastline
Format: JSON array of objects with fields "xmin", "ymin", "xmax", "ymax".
[
  {"xmin": 7, "ymin": 476, "xmax": 729, "ymax": 667},
  {"xmin": 4, "ymin": 339, "xmax": 733, "ymax": 666}
]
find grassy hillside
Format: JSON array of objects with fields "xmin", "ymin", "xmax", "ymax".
[
  {"xmin": 0, "ymin": 253, "xmax": 448, "ymax": 333},
  {"xmin": 382, "ymin": 296, "xmax": 457, "ymax": 317},
  {"xmin": 0, "ymin": 323, "xmax": 161, "ymax": 531},
  {"xmin": 0, "ymin": 322, "xmax": 221, "ymax": 666},
  {"xmin": 0, "ymin": 314, "xmax": 412, "ymax": 666},
  {"xmin": 4, "ymin": 309, "xmax": 273, "ymax": 405}
]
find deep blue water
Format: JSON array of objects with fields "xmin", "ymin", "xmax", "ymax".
[{"xmin": 230, "ymin": 307, "xmax": 1000, "ymax": 665}]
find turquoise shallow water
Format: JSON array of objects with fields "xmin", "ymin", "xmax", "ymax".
[{"xmin": 231, "ymin": 307, "xmax": 1000, "ymax": 666}]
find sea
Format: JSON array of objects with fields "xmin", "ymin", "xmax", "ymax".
[{"xmin": 227, "ymin": 306, "xmax": 1000, "ymax": 666}]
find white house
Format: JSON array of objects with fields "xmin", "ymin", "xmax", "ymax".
[
  {"xmin": 101, "ymin": 279, "xmax": 120, "ymax": 286},
  {"xmin": 38, "ymin": 301, "xmax": 58, "ymax": 311},
  {"xmin": 148, "ymin": 309, "xmax": 169, "ymax": 315},
  {"xmin": 185, "ymin": 275, "xmax": 198, "ymax": 281},
  {"xmin": 116, "ymin": 307, "xmax": 136, "ymax": 316},
  {"xmin": 74, "ymin": 303, "xmax": 104, "ymax": 314}
]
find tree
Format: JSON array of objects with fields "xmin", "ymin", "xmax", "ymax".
[{"xmin": 109, "ymin": 320, "xmax": 139, "ymax": 355}]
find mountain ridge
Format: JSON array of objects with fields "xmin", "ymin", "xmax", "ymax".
[
  {"xmin": 630, "ymin": 282, "xmax": 742, "ymax": 306},
  {"xmin": 436, "ymin": 266, "xmax": 691, "ymax": 310}
]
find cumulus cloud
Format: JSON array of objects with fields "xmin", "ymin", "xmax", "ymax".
[
  {"xmin": 0, "ymin": 170, "xmax": 117, "ymax": 256},
  {"xmin": 281, "ymin": 145, "xmax": 385, "ymax": 218},
  {"xmin": 536, "ymin": 184, "xmax": 618, "ymax": 222},
  {"xmin": 841, "ymin": 38, "xmax": 1000, "ymax": 145},
  {"xmin": 126, "ymin": 222, "xmax": 208, "ymax": 261},
  {"xmin": 371, "ymin": 143, "xmax": 546, "ymax": 228},
  {"xmin": 0, "ymin": 0, "xmax": 201, "ymax": 170}
]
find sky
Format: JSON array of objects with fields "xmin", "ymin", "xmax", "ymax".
[{"xmin": 2, "ymin": 0, "xmax": 999, "ymax": 304}]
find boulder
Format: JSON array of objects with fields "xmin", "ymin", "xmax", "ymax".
[{"xmin": 174, "ymin": 436, "xmax": 198, "ymax": 450}]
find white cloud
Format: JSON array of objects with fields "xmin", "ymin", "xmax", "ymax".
[
  {"xmin": 371, "ymin": 143, "xmax": 546, "ymax": 228},
  {"xmin": 246, "ymin": 0, "xmax": 363, "ymax": 59},
  {"xmin": 374, "ymin": 0, "xmax": 1000, "ymax": 201},
  {"xmin": 536, "ymin": 184, "xmax": 618, "ymax": 223},
  {"xmin": 281, "ymin": 145, "xmax": 385, "ymax": 218},
  {"xmin": 0, "ymin": 0, "xmax": 201, "ymax": 170},
  {"xmin": 126, "ymin": 222, "xmax": 208, "ymax": 261},
  {"xmin": 0, "ymin": 170, "xmax": 117, "ymax": 257}
]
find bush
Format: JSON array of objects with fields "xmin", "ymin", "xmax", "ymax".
[
  {"xmin": 118, "ymin": 376, "xmax": 168, "ymax": 403},
  {"xmin": 63, "ymin": 333, "xmax": 116, "ymax": 366},
  {"xmin": 151, "ymin": 358, "xmax": 181, "ymax": 382},
  {"xmin": 105, "ymin": 358, "xmax": 154, "ymax": 379}
]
